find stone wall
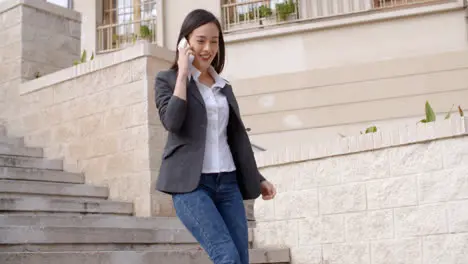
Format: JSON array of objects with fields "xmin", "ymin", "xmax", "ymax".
[
  {"xmin": 0, "ymin": 0, "xmax": 81, "ymax": 123},
  {"xmin": 253, "ymin": 117, "xmax": 468, "ymax": 264},
  {"xmin": 8, "ymin": 43, "xmax": 175, "ymax": 217}
]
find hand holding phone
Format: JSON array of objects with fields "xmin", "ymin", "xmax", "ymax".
[{"xmin": 177, "ymin": 38, "xmax": 194, "ymax": 76}]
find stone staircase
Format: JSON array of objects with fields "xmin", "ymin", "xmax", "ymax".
[{"xmin": 0, "ymin": 125, "xmax": 290, "ymax": 264}]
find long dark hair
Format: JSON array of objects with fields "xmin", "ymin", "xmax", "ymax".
[{"xmin": 170, "ymin": 9, "xmax": 226, "ymax": 74}]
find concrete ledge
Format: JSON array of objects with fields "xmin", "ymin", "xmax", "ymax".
[
  {"xmin": 19, "ymin": 43, "xmax": 175, "ymax": 96},
  {"xmin": 0, "ymin": 226, "xmax": 253, "ymax": 244},
  {"xmin": 0, "ymin": 155, "xmax": 62, "ymax": 170},
  {"xmin": 255, "ymin": 116, "xmax": 468, "ymax": 168},
  {"xmin": 0, "ymin": 196, "xmax": 133, "ymax": 215},
  {"xmin": 0, "ymin": 215, "xmax": 185, "ymax": 229},
  {"xmin": 0, "ymin": 142, "xmax": 43, "ymax": 157},
  {"xmin": 225, "ymin": 0, "xmax": 463, "ymax": 43},
  {"xmin": 0, "ymin": 226, "xmax": 197, "ymax": 244},
  {"xmin": 0, "ymin": 0, "xmax": 81, "ymax": 22},
  {"xmin": 0, "ymin": 167, "xmax": 85, "ymax": 184},
  {"xmin": 0, "ymin": 180, "xmax": 108, "ymax": 198},
  {"xmin": 0, "ymin": 249, "xmax": 290, "ymax": 264}
]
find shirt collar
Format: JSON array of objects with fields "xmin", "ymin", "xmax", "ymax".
[{"xmin": 189, "ymin": 66, "xmax": 228, "ymax": 88}]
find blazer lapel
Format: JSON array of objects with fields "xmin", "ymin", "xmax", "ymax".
[
  {"xmin": 221, "ymin": 84, "xmax": 241, "ymax": 120},
  {"xmin": 188, "ymin": 79, "xmax": 205, "ymax": 108}
]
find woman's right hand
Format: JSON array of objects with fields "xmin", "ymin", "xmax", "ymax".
[{"xmin": 178, "ymin": 46, "xmax": 194, "ymax": 78}]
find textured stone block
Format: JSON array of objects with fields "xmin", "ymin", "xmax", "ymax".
[
  {"xmin": 0, "ymin": 60, "xmax": 21, "ymax": 82},
  {"xmin": 51, "ymin": 122, "xmax": 79, "ymax": 143},
  {"xmin": 77, "ymin": 114, "xmax": 105, "ymax": 138},
  {"xmin": 254, "ymin": 195, "xmax": 275, "ymax": 221},
  {"xmin": 275, "ymin": 190, "xmax": 318, "ymax": 219},
  {"xmin": 0, "ymin": 42, "xmax": 21, "ymax": 63},
  {"xmin": 395, "ymin": 204, "xmax": 447, "ymax": 238},
  {"xmin": 345, "ymin": 210, "xmax": 394, "ymax": 241},
  {"xmin": 290, "ymin": 246, "xmax": 323, "ymax": 264},
  {"xmin": 389, "ymin": 142, "xmax": 443, "ymax": 176},
  {"xmin": 342, "ymin": 150, "xmax": 390, "ymax": 183},
  {"xmin": 258, "ymin": 164, "xmax": 296, "ymax": 193},
  {"xmin": 371, "ymin": 238, "xmax": 421, "ymax": 264},
  {"xmin": 418, "ymin": 168, "xmax": 468, "ymax": 204},
  {"xmin": 152, "ymin": 191, "xmax": 176, "ymax": 217},
  {"xmin": 298, "ymin": 215, "xmax": 345, "ymax": 245},
  {"xmin": 322, "ymin": 242, "xmax": 370, "ymax": 264},
  {"xmin": 294, "ymin": 158, "xmax": 344, "ymax": 189},
  {"xmin": 319, "ymin": 183, "xmax": 366, "ymax": 214},
  {"xmin": 367, "ymin": 176, "xmax": 417, "ymax": 209},
  {"xmin": 423, "ymin": 233, "xmax": 468, "ymax": 264},
  {"xmin": 118, "ymin": 126, "xmax": 150, "ymax": 152},
  {"xmin": 68, "ymin": 20, "xmax": 81, "ymax": 39},
  {"xmin": 111, "ymin": 80, "xmax": 147, "ymax": 107},
  {"xmin": 86, "ymin": 135, "xmax": 119, "ymax": 158},
  {"xmin": 448, "ymin": 200, "xmax": 468, "ymax": 233},
  {"xmin": 444, "ymin": 137, "xmax": 468, "ymax": 169},
  {"xmin": 0, "ymin": 7, "xmax": 21, "ymax": 31},
  {"xmin": 254, "ymin": 220, "xmax": 299, "ymax": 248}
]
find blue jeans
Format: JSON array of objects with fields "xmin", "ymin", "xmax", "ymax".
[{"xmin": 172, "ymin": 171, "xmax": 249, "ymax": 264}]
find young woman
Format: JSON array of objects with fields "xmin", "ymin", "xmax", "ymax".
[{"xmin": 154, "ymin": 9, "xmax": 276, "ymax": 264}]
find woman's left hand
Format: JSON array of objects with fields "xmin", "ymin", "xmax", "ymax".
[{"xmin": 260, "ymin": 180, "xmax": 276, "ymax": 200}]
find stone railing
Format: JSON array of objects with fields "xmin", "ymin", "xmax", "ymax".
[
  {"xmin": 0, "ymin": 0, "xmax": 81, "ymax": 122},
  {"xmin": 222, "ymin": 0, "xmax": 449, "ymax": 34},
  {"xmin": 253, "ymin": 116, "xmax": 468, "ymax": 263}
]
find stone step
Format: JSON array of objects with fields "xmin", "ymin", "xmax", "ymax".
[
  {"xmin": 0, "ymin": 155, "xmax": 62, "ymax": 170},
  {"xmin": 0, "ymin": 126, "xmax": 5, "ymax": 137},
  {"xmin": 0, "ymin": 136, "xmax": 23, "ymax": 146},
  {"xmin": 0, "ymin": 225, "xmax": 254, "ymax": 251},
  {"xmin": 0, "ymin": 196, "xmax": 133, "ymax": 215},
  {"xmin": 0, "ymin": 224, "xmax": 254, "ymax": 245},
  {"xmin": 0, "ymin": 142, "xmax": 43, "ymax": 157},
  {"xmin": 0, "ymin": 214, "xmax": 185, "ymax": 229},
  {"xmin": 0, "ymin": 249, "xmax": 291, "ymax": 264},
  {"xmin": 0, "ymin": 180, "xmax": 108, "ymax": 199},
  {"xmin": 0, "ymin": 167, "xmax": 85, "ymax": 183},
  {"xmin": 0, "ymin": 226, "xmax": 198, "ymax": 245}
]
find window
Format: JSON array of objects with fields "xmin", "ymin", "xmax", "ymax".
[
  {"xmin": 98, "ymin": 0, "xmax": 157, "ymax": 53},
  {"xmin": 47, "ymin": 0, "xmax": 72, "ymax": 8}
]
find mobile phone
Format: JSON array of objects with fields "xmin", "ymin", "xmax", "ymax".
[{"xmin": 177, "ymin": 38, "xmax": 194, "ymax": 64}]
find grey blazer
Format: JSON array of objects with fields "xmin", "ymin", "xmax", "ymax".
[{"xmin": 154, "ymin": 69, "xmax": 266, "ymax": 200}]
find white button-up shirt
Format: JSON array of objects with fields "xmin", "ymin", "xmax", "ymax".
[{"xmin": 190, "ymin": 67, "xmax": 236, "ymax": 173}]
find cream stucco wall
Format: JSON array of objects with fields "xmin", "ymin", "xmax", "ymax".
[
  {"xmin": 72, "ymin": 0, "xmax": 99, "ymax": 56},
  {"xmin": 71, "ymin": 1, "xmax": 468, "ymax": 81},
  {"xmin": 162, "ymin": 0, "xmax": 221, "ymax": 50},
  {"xmin": 222, "ymin": 2, "xmax": 468, "ymax": 79}
]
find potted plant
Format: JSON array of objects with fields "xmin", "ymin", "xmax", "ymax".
[
  {"xmin": 276, "ymin": 0, "xmax": 297, "ymax": 22},
  {"xmin": 258, "ymin": 5, "xmax": 273, "ymax": 26},
  {"xmin": 138, "ymin": 25, "xmax": 153, "ymax": 43}
]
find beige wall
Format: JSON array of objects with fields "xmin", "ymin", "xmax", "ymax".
[
  {"xmin": 230, "ymin": 50, "xmax": 468, "ymax": 150},
  {"xmin": 222, "ymin": 3, "xmax": 468, "ymax": 79},
  {"xmin": 253, "ymin": 117, "xmax": 468, "ymax": 263},
  {"xmin": 162, "ymin": 0, "xmax": 221, "ymax": 50},
  {"xmin": 72, "ymin": 1, "xmax": 468, "ymax": 81},
  {"xmin": 72, "ymin": 0, "xmax": 97, "ymax": 55}
]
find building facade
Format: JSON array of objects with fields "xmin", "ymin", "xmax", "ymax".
[{"xmin": 40, "ymin": 0, "xmax": 468, "ymax": 150}]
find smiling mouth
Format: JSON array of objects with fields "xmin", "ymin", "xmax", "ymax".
[{"xmin": 200, "ymin": 55, "xmax": 211, "ymax": 61}]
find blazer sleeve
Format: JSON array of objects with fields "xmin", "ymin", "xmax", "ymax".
[{"xmin": 154, "ymin": 71, "xmax": 187, "ymax": 133}]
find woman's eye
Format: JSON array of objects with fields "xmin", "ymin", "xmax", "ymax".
[{"xmin": 197, "ymin": 40, "xmax": 204, "ymax": 44}]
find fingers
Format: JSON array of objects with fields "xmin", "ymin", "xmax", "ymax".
[{"xmin": 262, "ymin": 184, "xmax": 276, "ymax": 200}]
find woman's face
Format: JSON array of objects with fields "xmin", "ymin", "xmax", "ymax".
[{"xmin": 188, "ymin": 22, "xmax": 219, "ymax": 72}]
